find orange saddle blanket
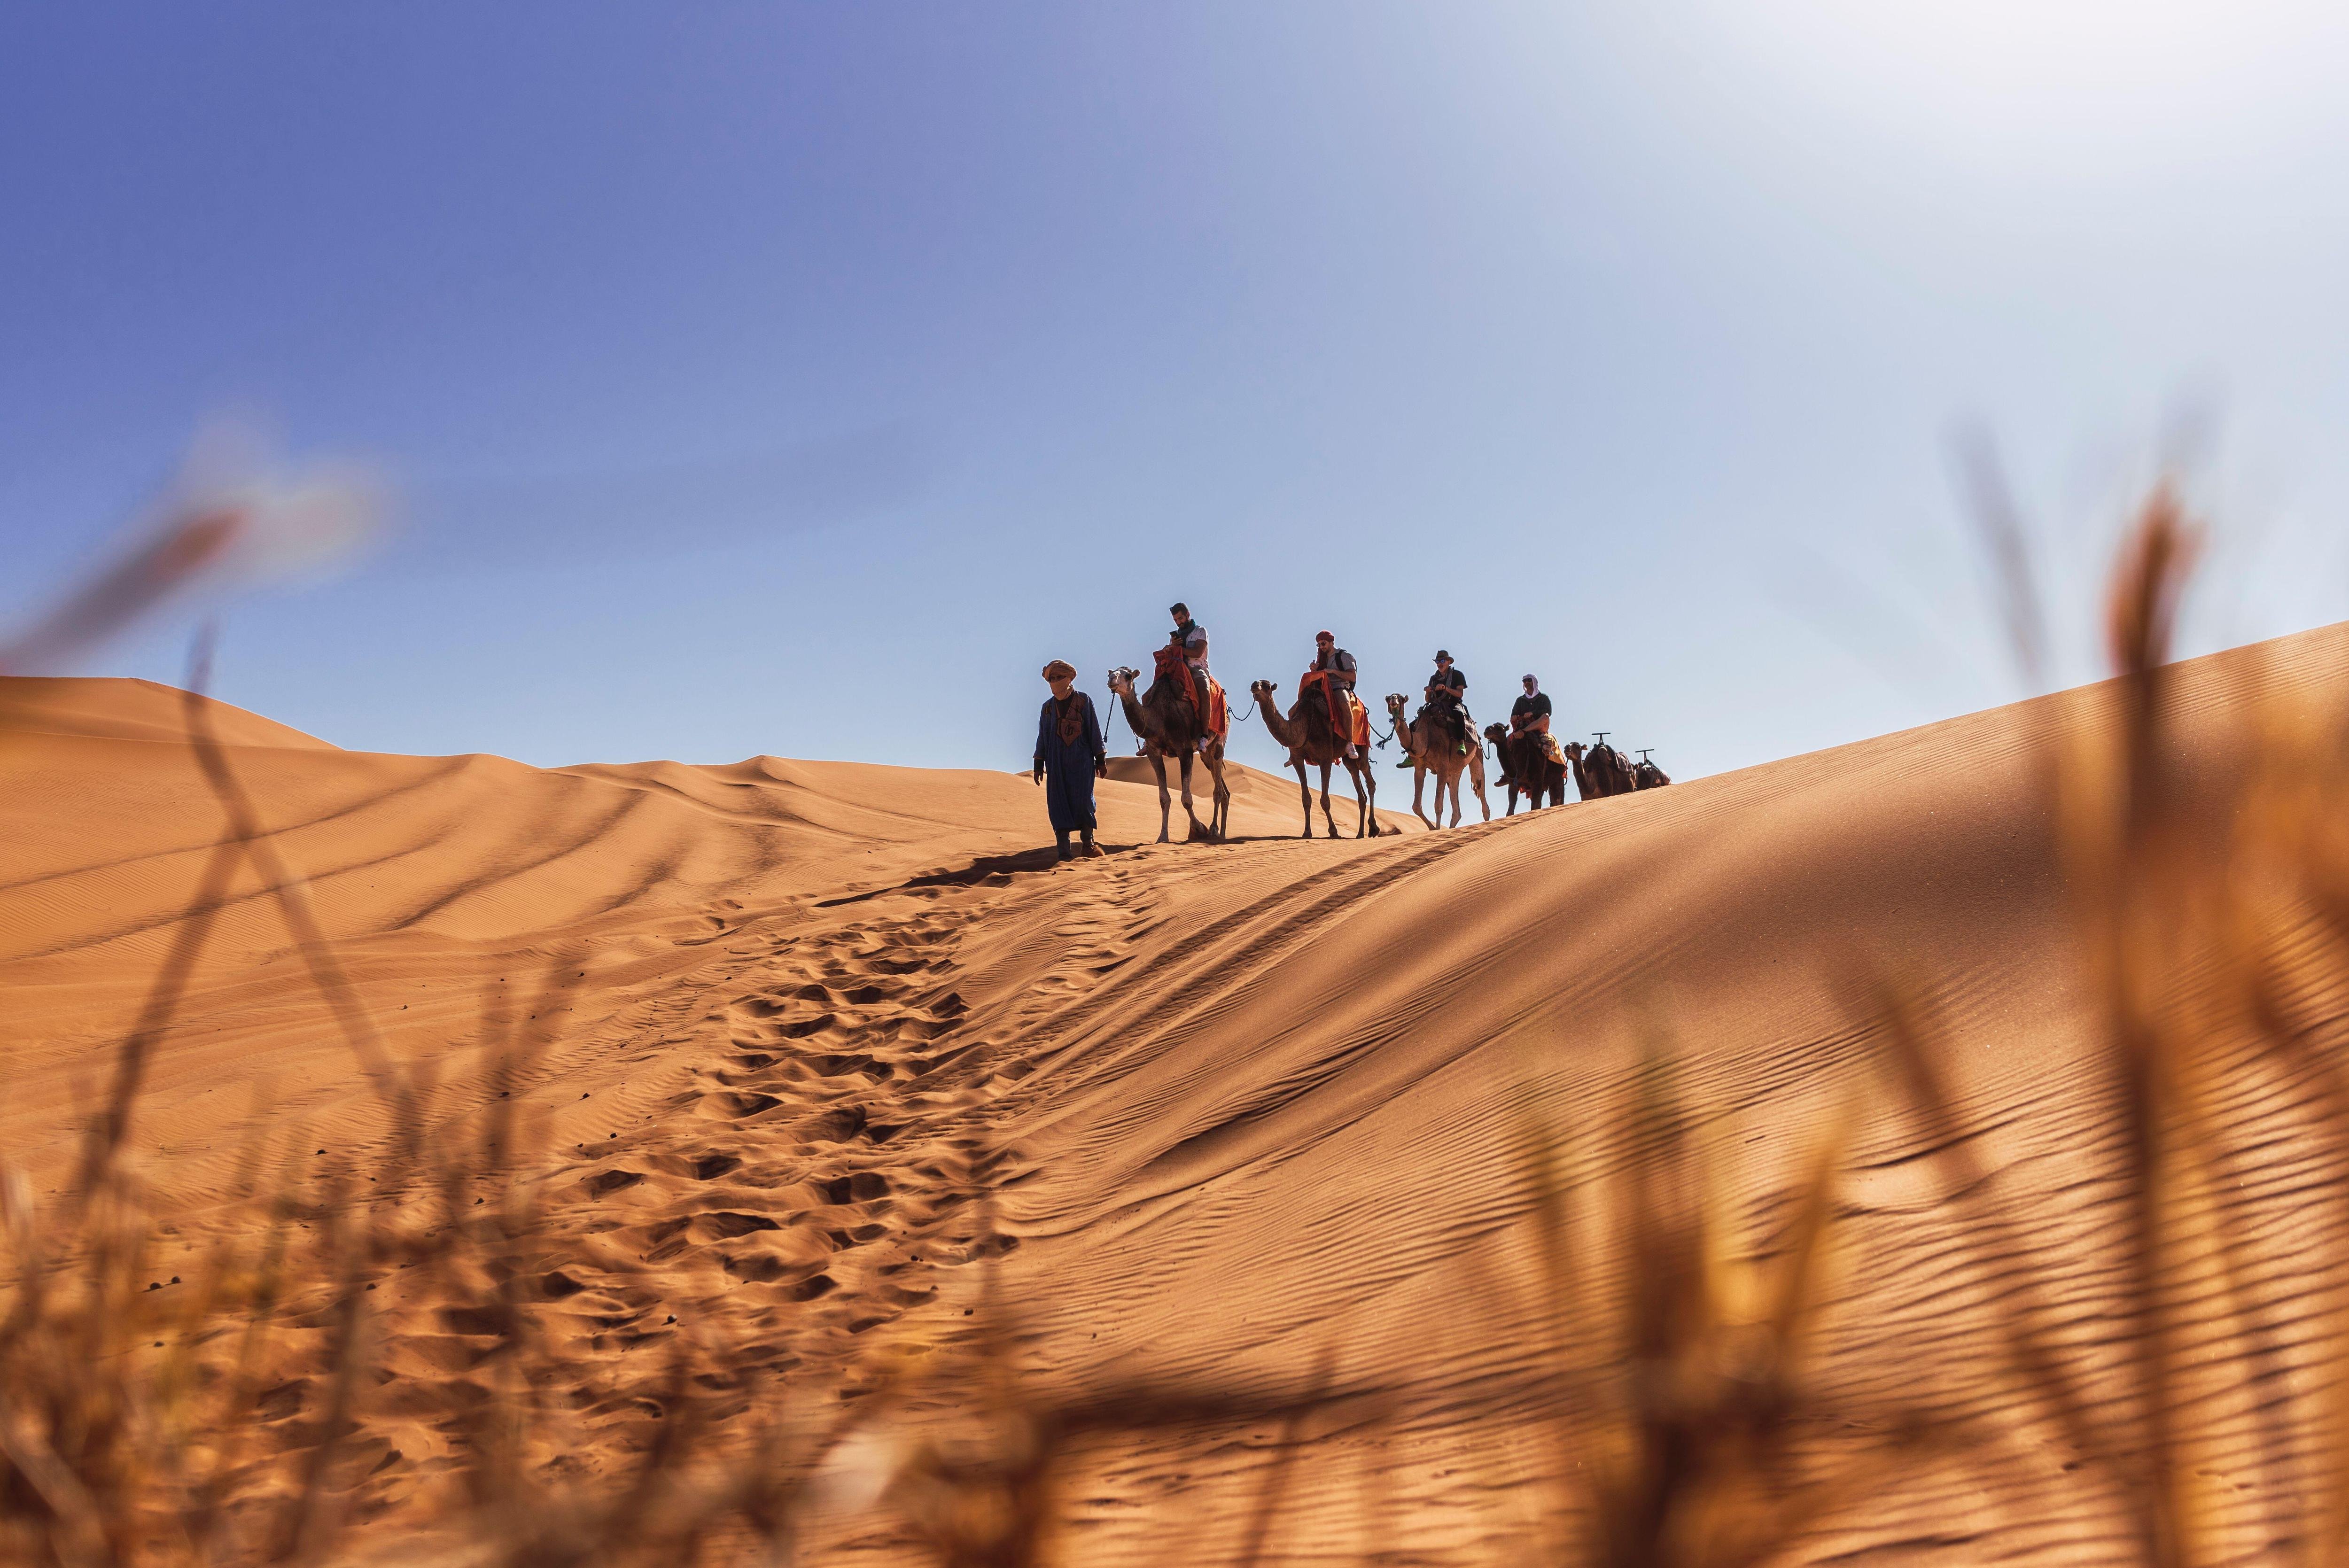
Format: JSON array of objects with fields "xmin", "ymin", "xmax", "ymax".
[
  {"xmin": 1298, "ymin": 671, "xmax": 1371, "ymax": 748},
  {"xmin": 1152, "ymin": 646, "xmax": 1229, "ymax": 742}
]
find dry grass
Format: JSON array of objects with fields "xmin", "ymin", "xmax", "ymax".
[{"xmin": 8, "ymin": 484, "xmax": 2349, "ymax": 1564}]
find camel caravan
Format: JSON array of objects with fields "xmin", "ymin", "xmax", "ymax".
[{"xmin": 1036, "ymin": 603, "xmax": 1669, "ymax": 854}]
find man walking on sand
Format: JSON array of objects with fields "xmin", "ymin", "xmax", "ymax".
[{"xmin": 1034, "ymin": 660, "xmax": 1108, "ymax": 860}]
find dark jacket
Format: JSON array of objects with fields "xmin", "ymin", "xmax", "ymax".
[{"xmin": 1034, "ymin": 691, "xmax": 1107, "ymax": 832}]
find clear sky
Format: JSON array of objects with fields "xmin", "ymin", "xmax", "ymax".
[{"xmin": 7, "ymin": 3, "xmax": 2348, "ymax": 781}]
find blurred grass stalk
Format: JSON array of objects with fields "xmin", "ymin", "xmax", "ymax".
[
  {"xmin": 1512, "ymin": 481, "xmax": 2349, "ymax": 1566},
  {"xmin": 11, "ymin": 472, "xmax": 2349, "ymax": 1566}
]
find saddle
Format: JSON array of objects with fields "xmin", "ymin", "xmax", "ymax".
[
  {"xmin": 1299, "ymin": 670, "xmax": 1370, "ymax": 747},
  {"xmin": 1153, "ymin": 646, "xmax": 1228, "ymax": 742}
]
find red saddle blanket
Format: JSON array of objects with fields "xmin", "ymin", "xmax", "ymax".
[
  {"xmin": 1299, "ymin": 670, "xmax": 1370, "ymax": 747},
  {"xmin": 1152, "ymin": 646, "xmax": 1228, "ymax": 742}
]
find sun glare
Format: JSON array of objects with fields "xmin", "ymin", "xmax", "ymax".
[{"xmin": 1708, "ymin": 0, "xmax": 2349, "ymax": 170}]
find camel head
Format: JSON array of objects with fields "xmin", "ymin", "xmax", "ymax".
[
  {"xmin": 1560, "ymin": 740, "xmax": 1588, "ymax": 761},
  {"xmin": 1483, "ymin": 722, "xmax": 1509, "ymax": 745},
  {"xmin": 1106, "ymin": 666, "xmax": 1139, "ymax": 696},
  {"xmin": 1384, "ymin": 692, "xmax": 1407, "ymax": 717},
  {"xmin": 1250, "ymin": 679, "xmax": 1278, "ymax": 701}
]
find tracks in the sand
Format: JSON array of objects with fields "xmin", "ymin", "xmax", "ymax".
[
  {"xmin": 519, "ymin": 826, "xmax": 1499, "ymax": 1345},
  {"xmin": 344, "ymin": 826, "xmax": 1518, "ymax": 1500}
]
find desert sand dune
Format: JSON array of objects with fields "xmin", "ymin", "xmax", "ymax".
[{"xmin": 3, "ymin": 624, "xmax": 2346, "ymax": 1563}]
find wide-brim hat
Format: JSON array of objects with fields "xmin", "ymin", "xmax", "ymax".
[{"xmin": 1434, "ymin": 649, "xmax": 1452, "ymax": 662}]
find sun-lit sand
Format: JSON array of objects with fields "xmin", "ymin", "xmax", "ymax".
[{"xmin": 5, "ymin": 621, "xmax": 2347, "ymax": 1560}]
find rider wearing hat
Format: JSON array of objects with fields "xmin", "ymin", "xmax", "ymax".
[{"xmin": 1412, "ymin": 649, "xmax": 1471, "ymax": 758}]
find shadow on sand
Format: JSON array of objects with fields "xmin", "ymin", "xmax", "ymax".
[{"xmin": 816, "ymin": 845, "xmax": 1133, "ymax": 906}]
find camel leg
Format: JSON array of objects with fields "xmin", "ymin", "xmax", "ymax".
[
  {"xmin": 1291, "ymin": 760, "xmax": 1313, "ymax": 839},
  {"xmin": 1150, "ymin": 752, "xmax": 1172, "ymax": 843},
  {"xmin": 1349, "ymin": 759, "xmax": 1375, "ymax": 837},
  {"xmin": 1178, "ymin": 753, "xmax": 1202, "ymax": 840},
  {"xmin": 1411, "ymin": 763, "xmax": 1435, "ymax": 831},
  {"xmin": 1210, "ymin": 755, "xmax": 1230, "ymax": 841},
  {"xmin": 1318, "ymin": 763, "xmax": 1340, "ymax": 839}
]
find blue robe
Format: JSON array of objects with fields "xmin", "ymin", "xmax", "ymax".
[{"xmin": 1035, "ymin": 692, "xmax": 1106, "ymax": 833}]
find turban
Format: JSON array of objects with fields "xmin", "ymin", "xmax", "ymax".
[{"xmin": 1042, "ymin": 660, "xmax": 1077, "ymax": 682}]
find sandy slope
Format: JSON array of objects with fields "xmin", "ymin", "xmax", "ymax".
[
  {"xmin": 3, "ymin": 626, "xmax": 2346, "ymax": 1562},
  {"xmin": 0, "ymin": 678, "xmax": 1409, "ymax": 1187}
]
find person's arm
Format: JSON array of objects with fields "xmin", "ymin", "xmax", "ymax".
[
  {"xmin": 1034, "ymin": 701, "xmax": 1051, "ymax": 783},
  {"xmin": 1084, "ymin": 694, "xmax": 1107, "ymax": 772}
]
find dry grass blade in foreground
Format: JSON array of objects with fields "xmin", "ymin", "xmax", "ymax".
[
  {"xmin": 13, "ymin": 483, "xmax": 2349, "ymax": 1567},
  {"xmin": 1873, "ymin": 487, "xmax": 2349, "ymax": 1567},
  {"xmin": 0, "ymin": 650, "xmax": 863, "ymax": 1566}
]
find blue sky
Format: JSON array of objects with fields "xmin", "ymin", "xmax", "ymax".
[{"xmin": 7, "ymin": 3, "xmax": 2348, "ymax": 780}]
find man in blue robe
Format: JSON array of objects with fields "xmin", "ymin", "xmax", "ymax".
[{"xmin": 1033, "ymin": 660, "xmax": 1108, "ymax": 859}]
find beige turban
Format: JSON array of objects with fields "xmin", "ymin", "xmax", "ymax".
[{"xmin": 1042, "ymin": 660, "xmax": 1077, "ymax": 682}]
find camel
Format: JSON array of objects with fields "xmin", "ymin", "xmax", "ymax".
[
  {"xmin": 1483, "ymin": 722, "xmax": 1568, "ymax": 815},
  {"xmin": 1560, "ymin": 740, "xmax": 1597, "ymax": 802},
  {"xmin": 1107, "ymin": 665, "xmax": 1231, "ymax": 843},
  {"xmin": 1633, "ymin": 749, "xmax": 1672, "ymax": 790},
  {"xmin": 1251, "ymin": 679, "xmax": 1382, "ymax": 839},
  {"xmin": 1582, "ymin": 733, "xmax": 1639, "ymax": 798},
  {"xmin": 1383, "ymin": 693, "xmax": 1490, "ymax": 830}
]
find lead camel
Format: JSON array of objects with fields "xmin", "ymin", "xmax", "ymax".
[
  {"xmin": 1107, "ymin": 665, "xmax": 1231, "ymax": 843},
  {"xmin": 1249, "ymin": 679, "xmax": 1383, "ymax": 838}
]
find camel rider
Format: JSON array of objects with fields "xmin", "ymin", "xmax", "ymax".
[
  {"xmin": 1509, "ymin": 675, "xmax": 1553, "ymax": 740},
  {"xmin": 1510, "ymin": 673, "xmax": 1558, "ymax": 766},
  {"xmin": 1168, "ymin": 602, "xmax": 1213, "ymax": 750},
  {"xmin": 1417, "ymin": 650, "xmax": 1470, "ymax": 756},
  {"xmin": 1307, "ymin": 630, "xmax": 1360, "ymax": 759}
]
